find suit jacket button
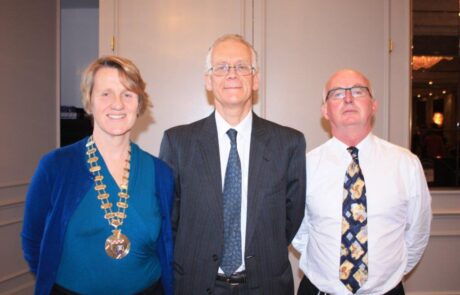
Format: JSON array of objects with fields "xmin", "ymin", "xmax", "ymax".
[
  {"xmin": 212, "ymin": 254, "xmax": 218, "ymax": 261},
  {"xmin": 206, "ymin": 288, "xmax": 212, "ymax": 294}
]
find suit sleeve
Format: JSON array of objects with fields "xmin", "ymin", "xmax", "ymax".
[
  {"xmin": 285, "ymin": 133, "xmax": 306, "ymax": 244},
  {"xmin": 21, "ymin": 156, "xmax": 53, "ymax": 274},
  {"xmin": 159, "ymin": 131, "xmax": 181, "ymax": 238}
]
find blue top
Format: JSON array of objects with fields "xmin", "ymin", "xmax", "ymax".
[
  {"xmin": 55, "ymin": 142, "xmax": 162, "ymax": 294},
  {"xmin": 21, "ymin": 138, "xmax": 174, "ymax": 295}
]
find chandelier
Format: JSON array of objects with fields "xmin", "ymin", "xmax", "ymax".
[{"xmin": 412, "ymin": 56, "xmax": 454, "ymax": 70}]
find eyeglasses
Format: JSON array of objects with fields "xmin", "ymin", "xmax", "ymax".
[
  {"xmin": 209, "ymin": 63, "xmax": 255, "ymax": 77},
  {"xmin": 326, "ymin": 86, "xmax": 372, "ymax": 101}
]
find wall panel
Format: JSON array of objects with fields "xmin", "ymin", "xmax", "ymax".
[
  {"xmin": 403, "ymin": 190, "xmax": 460, "ymax": 294},
  {"xmin": 100, "ymin": 0, "xmax": 257, "ymax": 155},
  {"xmin": 0, "ymin": 0, "xmax": 58, "ymax": 293}
]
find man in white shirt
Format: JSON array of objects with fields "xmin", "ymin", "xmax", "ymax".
[{"xmin": 293, "ymin": 69, "xmax": 432, "ymax": 295}]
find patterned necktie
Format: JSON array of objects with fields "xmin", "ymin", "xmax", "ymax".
[
  {"xmin": 340, "ymin": 147, "xmax": 368, "ymax": 293},
  {"xmin": 221, "ymin": 129, "xmax": 242, "ymax": 275}
]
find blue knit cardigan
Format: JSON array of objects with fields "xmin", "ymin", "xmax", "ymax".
[{"xmin": 21, "ymin": 138, "xmax": 174, "ymax": 295}]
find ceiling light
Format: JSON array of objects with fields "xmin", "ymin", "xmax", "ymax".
[
  {"xmin": 412, "ymin": 56, "xmax": 454, "ymax": 70},
  {"xmin": 433, "ymin": 112, "xmax": 444, "ymax": 127}
]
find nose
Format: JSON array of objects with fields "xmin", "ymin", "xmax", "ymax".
[
  {"xmin": 343, "ymin": 89, "xmax": 354, "ymax": 103},
  {"xmin": 111, "ymin": 95, "xmax": 124, "ymax": 110},
  {"xmin": 226, "ymin": 66, "xmax": 238, "ymax": 78}
]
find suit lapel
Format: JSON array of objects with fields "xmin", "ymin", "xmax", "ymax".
[
  {"xmin": 246, "ymin": 114, "xmax": 271, "ymax": 248},
  {"xmin": 197, "ymin": 112, "xmax": 224, "ymax": 221}
]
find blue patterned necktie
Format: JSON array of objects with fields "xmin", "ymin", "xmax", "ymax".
[
  {"xmin": 221, "ymin": 128, "xmax": 242, "ymax": 275},
  {"xmin": 340, "ymin": 147, "xmax": 368, "ymax": 293}
]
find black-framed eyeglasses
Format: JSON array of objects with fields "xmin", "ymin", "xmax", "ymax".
[
  {"xmin": 208, "ymin": 63, "xmax": 255, "ymax": 77},
  {"xmin": 326, "ymin": 86, "xmax": 372, "ymax": 101}
]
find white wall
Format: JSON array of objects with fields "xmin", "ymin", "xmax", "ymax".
[
  {"xmin": 99, "ymin": 0, "xmax": 401, "ymax": 155},
  {"xmin": 264, "ymin": 0, "xmax": 390, "ymax": 152},
  {"xmin": 100, "ymin": 0, "xmax": 259, "ymax": 152}
]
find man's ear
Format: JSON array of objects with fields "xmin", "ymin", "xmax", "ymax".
[
  {"xmin": 205, "ymin": 74, "xmax": 213, "ymax": 91},
  {"xmin": 371, "ymin": 99, "xmax": 378, "ymax": 115},
  {"xmin": 321, "ymin": 102, "xmax": 329, "ymax": 120},
  {"xmin": 252, "ymin": 72, "xmax": 260, "ymax": 91}
]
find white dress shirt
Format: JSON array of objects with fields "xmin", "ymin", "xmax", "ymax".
[
  {"xmin": 215, "ymin": 110, "xmax": 252, "ymax": 273},
  {"xmin": 293, "ymin": 133, "xmax": 432, "ymax": 294}
]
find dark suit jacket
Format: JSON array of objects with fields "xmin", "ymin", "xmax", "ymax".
[{"xmin": 159, "ymin": 112, "xmax": 306, "ymax": 295}]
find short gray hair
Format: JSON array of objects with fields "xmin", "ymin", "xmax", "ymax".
[{"xmin": 205, "ymin": 34, "xmax": 258, "ymax": 73}]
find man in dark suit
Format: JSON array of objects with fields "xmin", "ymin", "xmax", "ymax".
[{"xmin": 159, "ymin": 34, "xmax": 306, "ymax": 295}]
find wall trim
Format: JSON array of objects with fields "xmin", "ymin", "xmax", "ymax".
[
  {"xmin": 430, "ymin": 190, "xmax": 460, "ymax": 196},
  {"xmin": 382, "ymin": 0, "xmax": 390, "ymax": 140},
  {"xmin": 0, "ymin": 180, "xmax": 29, "ymax": 189},
  {"xmin": 0, "ymin": 180, "xmax": 28, "ymax": 207},
  {"xmin": 0, "ymin": 218, "xmax": 22, "ymax": 228},
  {"xmin": 433, "ymin": 209, "xmax": 460, "ymax": 216},
  {"xmin": 0, "ymin": 268, "xmax": 30, "ymax": 284},
  {"xmin": 430, "ymin": 230, "xmax": 460, "ymax": 237},
  {"xmin": 4, "ymin": 281, "xmax": 35, "ymax": 295},
  {"xmin": 0, "ymin": 198, "xmax": 25, "ymax": 208}
]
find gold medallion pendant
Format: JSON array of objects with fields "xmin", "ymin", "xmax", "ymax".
[{"xmin": 105, "ymin": 229, "xmax": 131, "ymax": 259}]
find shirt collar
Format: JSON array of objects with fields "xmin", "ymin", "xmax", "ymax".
[
  {"xmin": 215, "ymin": 110, "xmax": 253, "ymax": 141},
  {"xmin": 330, "ymin": 132, "xmax": 374, "ymax": 157},
  {"xmin": 355, "ymin": 132, "xmax": 373, "ymax": 152}
]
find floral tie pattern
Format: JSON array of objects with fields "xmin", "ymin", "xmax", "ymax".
[{"xmin": 340, "ymin": 147, "xmax": 368, "ymax": 293}]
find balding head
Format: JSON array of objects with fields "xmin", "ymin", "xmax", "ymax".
[
  {"xmin": 321, "ymin": 69, "xmax": 377, "ymax": 146},
  {"xmin": 323, "ymin": 69, "xmax": 373, "ymax": 102}
]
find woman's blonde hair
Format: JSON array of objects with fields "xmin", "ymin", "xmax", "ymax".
[{"xmin": 81, "ymin": 55, "xmax": 150, "ymax": 116}]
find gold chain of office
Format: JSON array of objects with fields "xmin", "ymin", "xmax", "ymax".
[{"xmin": 85, "ymin": 136, "xmax": 132, "ymax": 259}]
